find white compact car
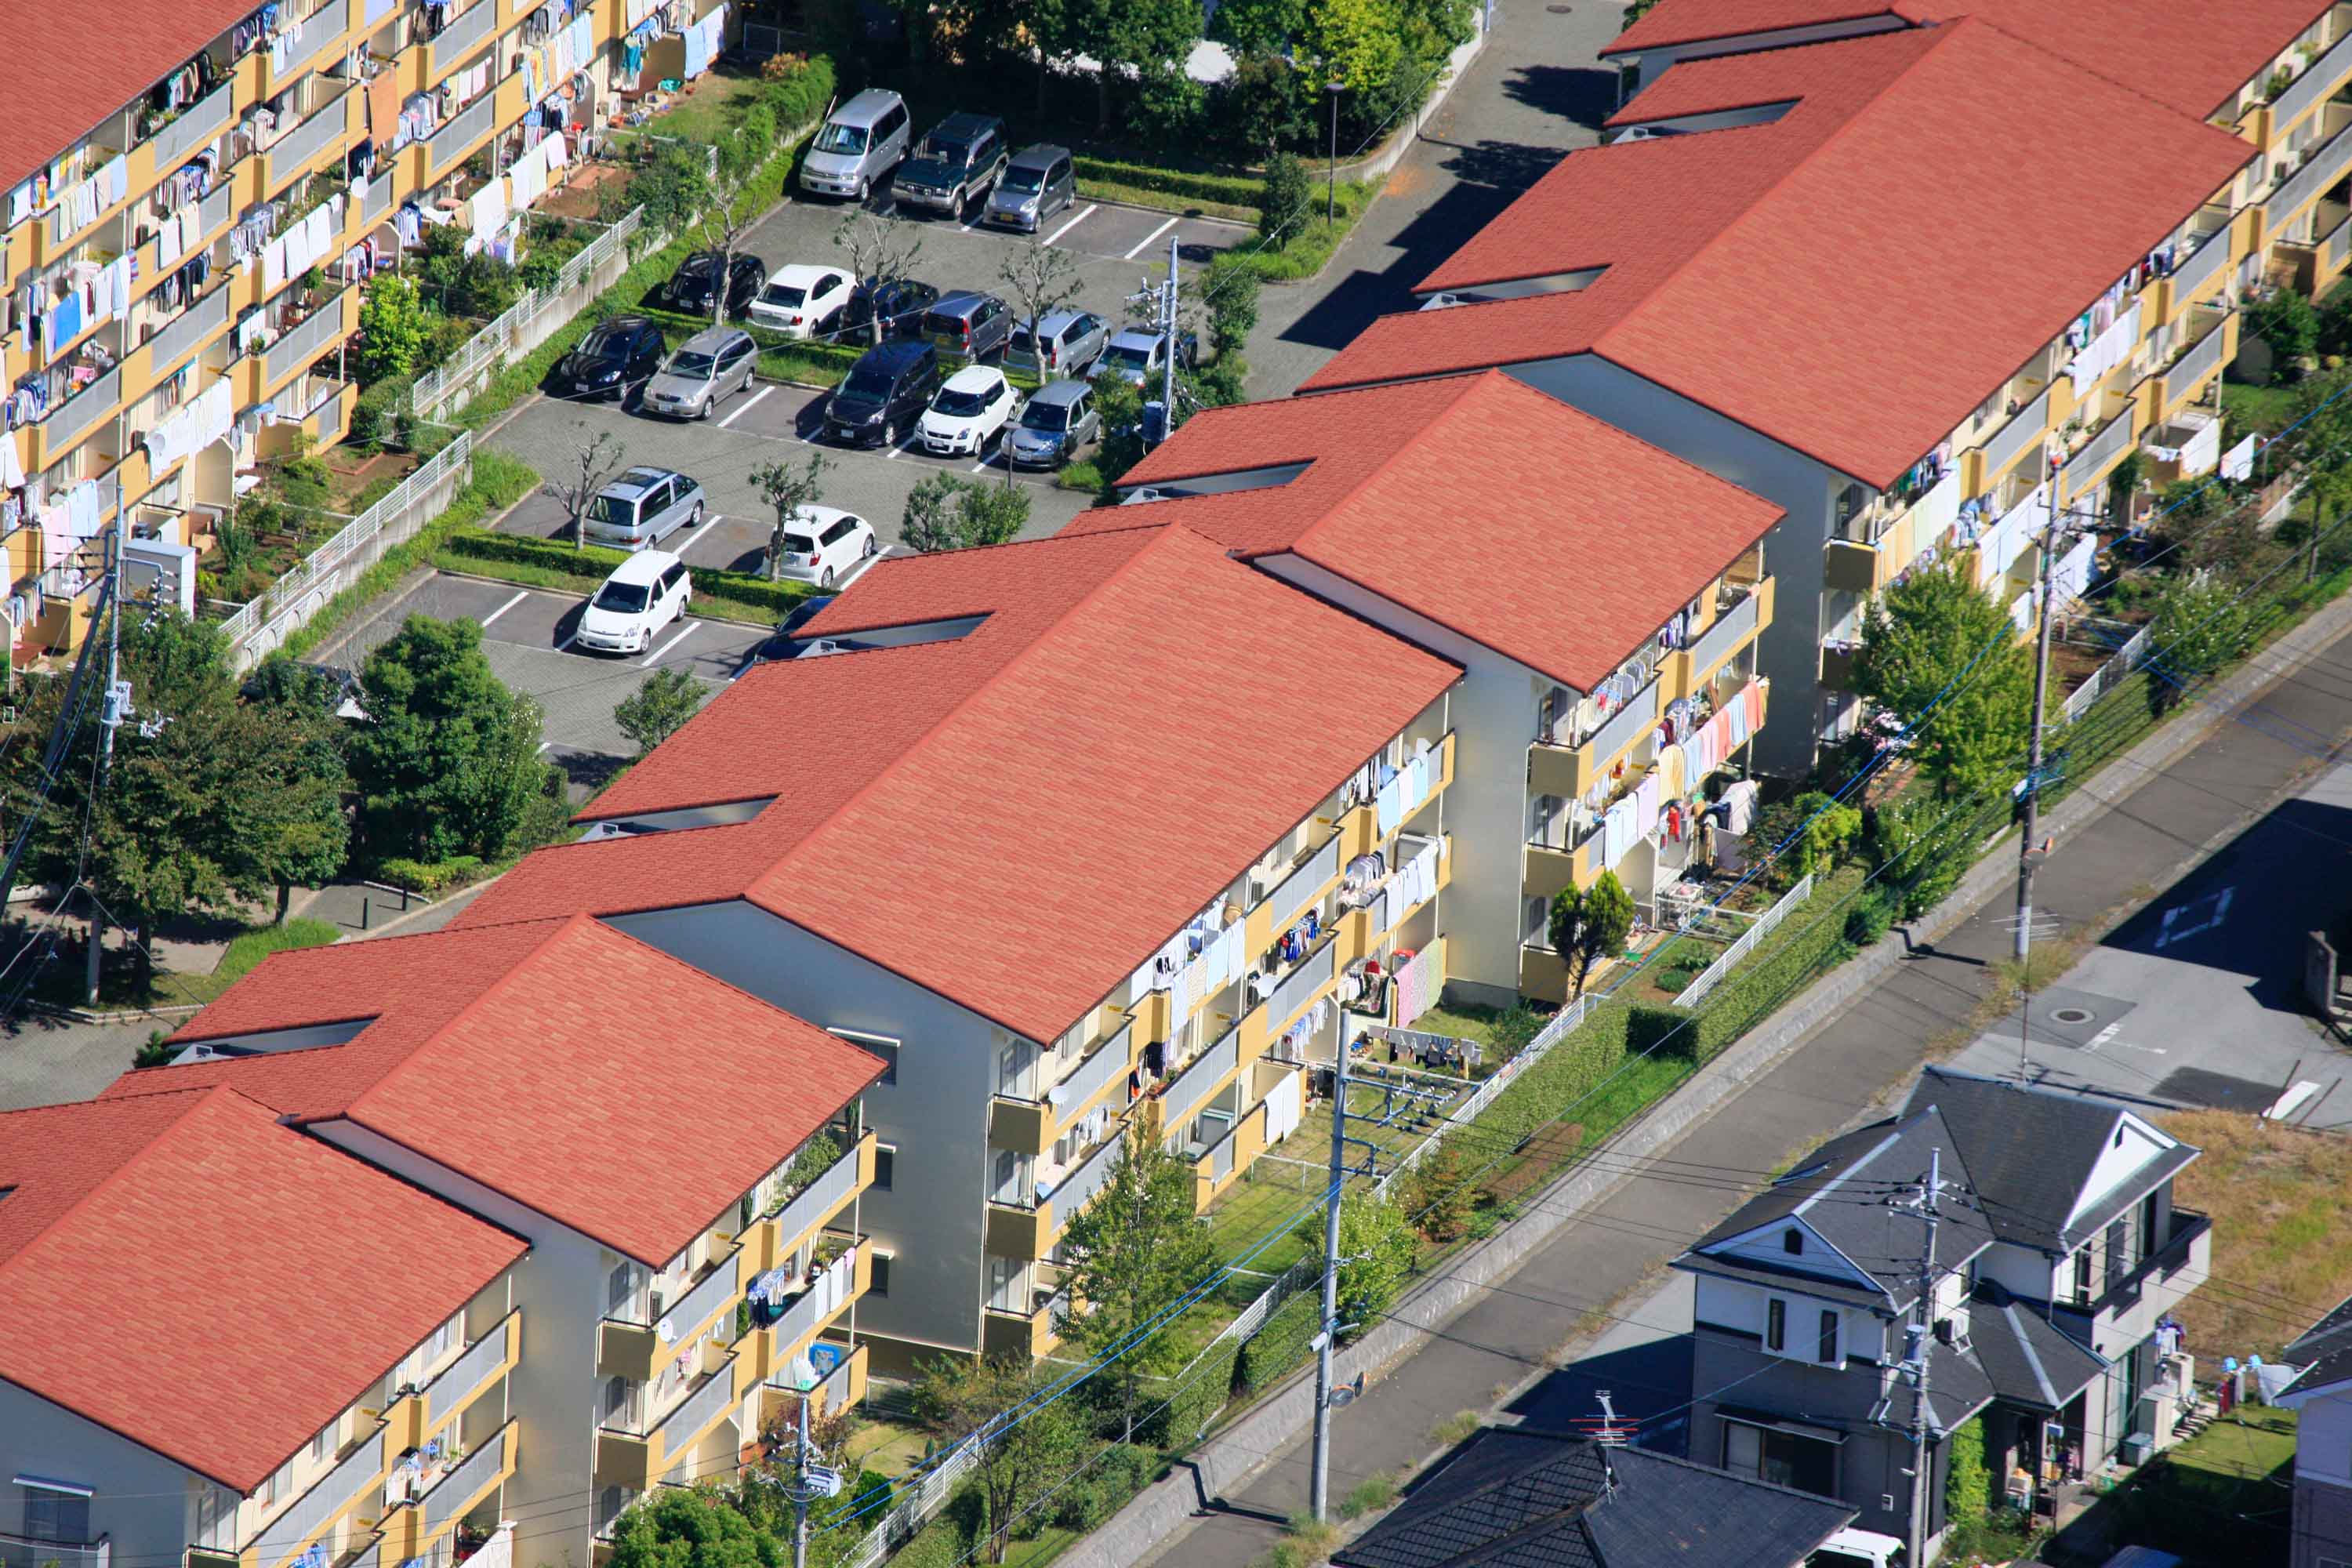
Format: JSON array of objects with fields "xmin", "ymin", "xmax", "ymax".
[
  {"xmin": 749, "ymin": 265, "xmax": 857, "ymax": 339},
  {"xmin": 918, "ymin": 365, "xmax": 1018, "ymax": 458},
  {"xmin": 771, "ymin": 506, "xmax": 880, "ymax": 587},
  {"xmin": 576, "ymin": 550, "xmax": 691, "ymax": 654}
]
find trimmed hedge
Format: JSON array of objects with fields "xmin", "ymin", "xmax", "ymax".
[
  {"xmin": 1234, "ymin": 1290, "xmax": 1319, "ymax": 1397},
  {"xmin": 1072, "ymin": 156, "xmax": 1264, "ymax": 209},
  {"xmin": 436, "ymin": 525, "xmax": 823, "ymax": 619}
]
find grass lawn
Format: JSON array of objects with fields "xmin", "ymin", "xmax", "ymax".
[
  {"xmin": 2098, "ymin": 1405, "xmax": 2295, "ymax": 1566},
  {"xmin": 2222, "ymin": 379, "xmax": 2301, "ymax": 438},
  {"xmin": 2159, "ymin": 1108, "xmax": 2352, "ymax": 1359},
  {"xmin": 844, "ymin": 1417, "xmax": 929, "ymax": 1479},
  {"xmin": 644, "ymin": 67, "xmax": 769, "ymax": 143},
  {"xmin": 54, "ymin": 916, "xmax": 341, "ymax": 1014}
]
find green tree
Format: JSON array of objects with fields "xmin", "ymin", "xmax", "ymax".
[
  {"xmin": 1292, "ymin": 1192, "xmax": 1415, "ymax": 1341},
  {"xmin": 615, "ymin": 667, "xmax": 708, "ymax": 754},
  {"xmin": 1849, "ymin": 560, "xmax": 2034, "ymax": 800},
  {"xmin": 749, "ymin": 454, "xmax": 833, "ymax": 581},
  {"xmin": 1945, "ymin": 1415, "xmax": 1992, "ymax": 1523},
  {"xmin": 1215, "ymin": 52, "xmax": 1308, "ymax": 157},
  {"xmin": 349, "ymin": 616, "xmax": 554, "ymax": 864},
  {"xmin": 235, "ymin": 661, "xmax": 351, "ymax": 921},
  {"xmin": 356, "ymin": 273, "xmax": 434, "ymax": 383},
  {"xmin": 913, "ymin": 1356, "xmax": 1087, "ymax": 1563},
  {"xmin": 2145, "ymin": 576, "xmax": 2252, "ymax": 714},
  {"xmin": 1302, "ymin": 0, "xmax": 1406, "ymax": 96},
  {"xmin": 902, "ymin": 474, "xmax": 1032, "ymax": 551},
  {"xmin": 1209, "ymin": 0, "xmax": 1307, "ymax": 54},
  {"xmin": 416, "ymin": 223, "xmax": 518, "ymax": 319},
  {"xmin": 1403, "ymin": 1136, "xmax": 1475, "ymax": 1242},
  {"xmin": 1258, "ymin": 152, "xmax": 1312, "ymax": 249},
  {"xmin": 604, "ymin": 1485, "xmax": 785, "ymax": 1568},
  {"xmin": 1548, "ymin": 870, "xmax": 1635, "ymax": 1000},
  {"xmin": 2248, "ymin": 286, "xmax": 2321, "ymax": 376},
  {"xmin": 1207, "ymin": 265, "xmax": 1261, "ymax": 365},
  {"xmin": 1748, "ymin": 789, "xmax": 1862, "ymax": 882},
  {"xmin": 539, "ymin": 421, "xmax": 632, "ymax": 550},
  {"xmin": 1091, "ymin": 372, "xmax": 1149, "ymax": 494},
  {"xmin": 1868, "ymin": 795, "xmax": 1974, "ymax": 920},
  {"xmin": 1062, "ymin": 0, "xmax": 1206, "ymax": 129},
  {"xmin": 1621, "ymin": 0, "xmax": 1660, "ymax": 24},
  {"xmin": 1059, "ymin": 1134, "xmax": 1216, "ymax": 1440},
  {"xmin": 626, "ymin": 141, "xmax": 713, "ymax": 235}
]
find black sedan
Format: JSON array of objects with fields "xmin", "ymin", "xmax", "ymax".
[
  {"xmin": 551, "ymin": 315, "xmax": 666, "ymax": 399},
  {"xmin": 660, "ymin": 252, "xmax": 768, "ymax": 318},
  {"xmin": 843, "ymin": 278, "xmax": 941, "ymax": 341}
]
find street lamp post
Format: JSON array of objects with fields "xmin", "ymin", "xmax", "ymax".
[{"xmin": 1327, "ymin": 79, "xmax": 1346, "ymax": 226}]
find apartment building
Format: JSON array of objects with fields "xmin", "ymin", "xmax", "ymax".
[
  {"xmin": 1104, "ymin": 371, "xmax": 1784, "ymax": 1005},
  {"xmin": 2275, "ymin": 1294, "xmax": 2352, "ymax": 1568},
  {"xmin": 1301, "ymin": 18, "xmax": 2257, "ymax": 774},
  {"xmin": 0, "ymin": 0, "xmax": 724, "ymax": 655},
  {"xmin": 0, "ymin": 1086, "xmax": 528, "ymax": 1568},
  {"xmin": 97, "ymin": 912, "xmax": 884, "ymax": 1565},
  {"xmin": 440, "ymin": 522, "xmax": 1465, "ymax": 1372},
  {"xmin": 1675, "ymin": 1068, "xmax": 2209, "ymax": 1544}
]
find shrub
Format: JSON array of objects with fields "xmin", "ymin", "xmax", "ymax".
[
  {"xmin": 1258, "ymin": 153, "xmax": 1312, "ymax": 249},
  {"xmin": 350, "ymin": 374, "xmax": 415, "ymax": 448},
  {"xmin": 373, "ymin": 855, "xmax": 487, "ymax": 892},
  {"xmin": 1051, "ymin": 1444, "xmax": 1157, "ymax": 1530},
  {"xmin": 1843, "ymin": 888, "xmax": 1895, "ymax": 947},
  {"xmin": 435, "ymin": 526, "xmax": 823, "ymax": 619},
  {"xmin": 1624, "ymin": 1004, "xmax": 1695, "ymax": 1060},
  {"xmin": 2249, "ymin": 286, "xmax": 2321, "ymax": 374},
  {"xmin": 1236, "ymin": 1290, "xmax": 1319, "ymax": 1395},
  {"xmin": 1076, "ymin": 156, "xmax": 1266, "ymax": 210}
]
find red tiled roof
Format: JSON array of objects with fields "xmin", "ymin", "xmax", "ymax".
[
  {"xmin": 1302, "ymin": 21, "xmax": 2254, "ymax": 489},
  {"xmin": 1094, "ymin": 373, "xmax": 1784, "ymax": 690},
  {"xmin": 1603, "ymin": 0, "xmax": 2328, "ymax": 121},
  {"xmin": 0, "ymin": 1087, "xmax": 525, "ymax": 1491},
  {"xmin": 0, "ymin": 1, "xmax": 252, "ymax": 201},
  {"xmin": 121, "ymin": 915, "xmax": 884, "ymax": 1265},
  {"xmin": 454, "ymin": 526, "xmax": 1463, "ymax": 1043}
]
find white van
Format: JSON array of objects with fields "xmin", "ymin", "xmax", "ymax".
[
  {"xmin": 576, "ymin": 550, "xmax": 691, "ymax": 655},
  {"xmin": 800, "ymin": 89, "xmax": 913, "ymax": 201},
  {"xmin": 1809, "ymin": 1527, "xmax": 1905, "ymax": 1568}
]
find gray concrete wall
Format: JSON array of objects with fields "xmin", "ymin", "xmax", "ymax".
[
  {"xmin": 2293, "ymin": 1474, "xmax": 2352, "ymax": 1568},
  {"xmin": 0, "ymin": 1385, "xmax": 216, "ymax": 1568},
  {"xmin": 610, "ymin": 899, "xmax": 1000, "ymax": 1364},
  {"xmin": 1505, "ymin": 354, "xmax": 1846, "ymax": 777}
]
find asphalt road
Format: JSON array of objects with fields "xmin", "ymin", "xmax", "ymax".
[{"xmin": 1142, "ymin": 598, "xmax": 2352, "ymax": 1566}]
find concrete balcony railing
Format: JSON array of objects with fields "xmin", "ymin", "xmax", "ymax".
[
  {"xmin": 427, "ymin": 0, "xmax": 502, "ymax": 81},
  {"xmin": 1160, "ymin": 1022, "xmax": 1241, "ymax": 1134},
  {"xmin": 418, "ymin": 1421, "xmax": 514, "ymax": 1541},
  {"xmin": 1265, "ymin": 935, "xmax": 1337, "ymax": 1036},
  {"xmin": 254, "ymin": 1428, "xmax": 386, "ymax": 1568},
  {"xmin": 652, "ymin": 1365, "xmax": 738, "ymax": 1478},
  {"xmin": 984, "ymin": 1287, "xmax": 1069, "ymax": 1361},
  {"xmin": 265, "ymin": 0, "xmax": 351, "ymax": 95},
  {"xmin": 152, "ymin": 85, "xmax": 234, "ymax": 169},
  {"xmin": 45, "ymin": 365, "xmax": 121, "ymax": 455},
  {"xmin": 265, "ymin": 89, "xmax": 353, "ymax": 192},
  {"xmin": 767, "ymin": 1134, "xmax": 869, "ymax": 1253},
  {"xmin": 2158, "ymin": 310, "xmax": 2232, "ymax": 413},
  {"xmin": 599, "ymin": 1249, "xmax": 741, "ymax": 1381},
  {"xmin": 266, "ymin": 288, "xmax": 354, "ymax": 388},
  {"xmin": 2274, "ymin": 28, "xmax": 2352, "ymax": 131},
  {"xmin": 1673, "ymin": 577, "xmax": 1772, "ymax": 693},
  {"xmin": 425, "ymin": 91, "xmax": 499, "ymax": 176},
  {"xmin": 989, "ymin": 1134, "xmax": 1125, "ymax": 1258},
  {"xmin": 2170, "ymin": 224, "xmax": 2234, "ymax": 310},
  {"xmin": 2270, "ymin": 122, "xmax": 2352, "ymax": 234},
  {"xmin": 996, "ymin": 1021, "xmax": 1134, "ymax": 1151},
  {"xmin": 420, "ymin": 1312, "xmax": 517, "ymax": 1432},
  {"xmin": 2063, "ymin": 408, "xmax": 2139, "ymax": 501},
  {"xmin": 767, "ymin": 1239, "xmax": 865, "ymax": 1357},
  {"xmin": 1262, "ymin": 833, "xmax": 1339, "ymax": 932},
  {"xmin": 144, "ymin": 285, "xmax": 233, "ymax": 378},
  {"xmin": 1981, "ymin": 383, "xmax": 2052, "ymax": 479},
  {"xmin": 1530, "ymin": 674, "xmax": 1657, "ymax": 799}
]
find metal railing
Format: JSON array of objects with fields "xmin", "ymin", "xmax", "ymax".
[
  {"xmin": 2060, "ymin": 622, "xmax": 2153, "ymax": 724},
  {"xmin": 814, "ymin": 1345, "xmax": 859, "ymax": 1409},
  {"xmin": 1047, "ymin": 1132, "xmax": 1124, "ymax": 1218},
  {"xmin": 254, "ymin": 1428, "xmax": 384, "ymax": 1566},
  {"xmin": 420, "ymin": 1422, "xmax": 510, "ymax": 1539},
  {"xmin": 420, "ymin": 1314, "xmax": 512, "ymax": 1429},
  {"xmin": 652, "ymin": 1250, "xmax": 742, "ymax": 1338},
  {"xmin": 424, "ymin": 91, "xmax": 499, "ymax": 176},
  {"xmin": 1687, "ymin": 586, "xmax": 1760, "ymax": 677},
  {"xmin": 2065, "ymin": 409, "xmax": 2136, "ymax": 499},
  {"xmin": 0, "ymin": 1533, "xmax": 109, "ymax": 1568},
  {"xmin": 220, "ymin": 430, "xmax": 471, "ymax": 658},
  {"xmin": 269, "ymin": 89, "xmax": 351, "ymax": 187},
  {"xmin": 771, "ymin": 1140, "xmax": 861, "ymax": 1243},
  {"xmin": 650, "ymin": 1370, "xmax": 736, "ymax": 1477},
  {"xmin": 1044, "ymin": 1018, "xmax": 1133, "ymax": 1115},
  {"xmin": 2168, "ymin": 311, "xmax": 2230, "ymax": 398},
  {"xmin": 430, "ymin": 0, "xmax": 500, "ymax": 74},
  {"xmin": 265, "ymin": 289, "xmax": 350, "ymax": 386},
  {"xmin": 410, "ymin": 208, "xmax": 643, "ymax": 418},
  {"xmin": 1982, "ymin": 383, "xmax": 2051, "ymax": 476},
  {"xmin": 1668, "ymin": 874, "xmax": 1816, "ymax": 1009},
  {"xmin": 1160, "ymin": 1027, "xmax": 1240, "ymax": 1134},
  {"xmin": 2274, "ymin": 31, "xmax": 2352, "ymax": 129},
  {"xmin": 361, "ymin": 171, "xmax": 394, "ymax": 223},
  {"xmin": 2171, "ymin": 225, "xmax": 2232, "ymax": 304},
  {"xmin": 768, "ymin": 1246, "xmax": 858, "ymax": 1352},
  {"xmin": 1574, "ymin": 674, "xmax": 1660, "ymax": 764},
  {"xmin": 46, "ymin": 365, "xmax": 121, "ymax": 452},
  {"xmin": 2270, "ymin": 122, "xmax": 2352, "ymax": 230},
  {"xmin": 1267, "ymin": 937, "xmax": 1337, "ymax": 1032},
  {"xmin": 274, "ymin": 0, "xmax": 350, "ymax": 85},
  {"xmin": 1262, "ymin": 833, "xmax": 1339, "ymax": 930},
  {"xmin": 154, "ymin": 85, "xmax": 234, "ymax": 167}
]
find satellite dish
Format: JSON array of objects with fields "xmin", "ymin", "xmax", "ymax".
[{"xmin": 656, "ymin": 1316, "xmax": 677, "ymax": 1345}]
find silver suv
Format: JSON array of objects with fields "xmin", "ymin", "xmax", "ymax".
[
  {"xmin": 800, "ymin": 89, "xmax": 913, "ymax": 201},
  {"xmin": 582, "ymin": 466, "xmax": 706, "ymax": 549}
]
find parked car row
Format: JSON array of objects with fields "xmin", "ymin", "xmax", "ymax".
[{"xmin": 796, "ymin": 89, "xmax": 1075, "ymax": 230}]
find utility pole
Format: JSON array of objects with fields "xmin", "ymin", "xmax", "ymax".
[
  {"xmin": 779, "ymin": 1354, "xmax": 839, "ymax": 1568},
  {"xmin": 86, "ymin": 479, "xmax": 127, "ymax": 1004},
  {"xmin": 1309, "ymin": 1031, "xmax": 1354, "ymax": 1523},
  {"xmin": 1160, "ymin": 234, "xmax": 1179, "ymax": 451},
  {"xmin": 1901, "ymin": 1148, "xmax": 1944, "ymax": 1568},
  {"xmin": 2013, "ymin": 459, "xmax": 2063, "ymax": 967}
]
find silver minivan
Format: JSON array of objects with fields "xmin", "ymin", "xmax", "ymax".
[
  {"xmin": 1007, "ymin": 308, "xmax": 1109, "ymax": 379},
  {"xmin": 644, "ymin": 327, "xmax": 757, "ymax": 420},
  {"xmin": 800, "ymin": 89, "xmax": 913, "ymax": 201},
  {"xmin": 583, "ymin": 466, "xmax": 707, "ymax": 549}
]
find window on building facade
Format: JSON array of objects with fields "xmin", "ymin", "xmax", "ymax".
[
  {"xmin": 1722, "ymin": 1422, "xmax": 1837, "ymax": 1497},
  {"xmin": 20, "ymin": 1483, "xmax": 92, "ymax": 1544},
  {"xmin": 1818, "ymin": 1309, "xmax": 1839, "ymax": 1364},
  {"xmin": 1766, "ymin": 1298, "xmax": 1786, "ymax": 1352}
]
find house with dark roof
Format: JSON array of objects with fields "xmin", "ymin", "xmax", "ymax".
[
  {"xmin": 1331, "ymin": 1427, "xmax": 1857, "ymax": 1568},
  {"xmin": 434, "ymin": 524, "xmax": 1466, "ymax": 1378},
  {"xmin": 1100, "ymin": 372, "xmax": 1787, "ymax": 1004},
  {"xmin": 0, "ymin": 1088, "xmax": 529, "ymax": 1568},
  {"xmin": 1300, "ymin": 19, "xmax": 2256, "ymax": 776},
  {"xmin": 101, "ymin": 913, "xmax": 888, "ymax": 1568},
  {"xmin": 2270, "ymin": 1292, "xmax": 2352, "ymax": 1568},
  {"xmin": 1674, "ymin": 1067, "xmax": 2209, "ymax": 1544}
]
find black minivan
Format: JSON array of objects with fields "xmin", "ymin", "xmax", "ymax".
[
  {"xmin": 554, "ymin": 315, "xmax": 666, "ymax": 399},
  {"xmin": 826, "ymin": 340, "xmax": 943, "ymax": 447}
]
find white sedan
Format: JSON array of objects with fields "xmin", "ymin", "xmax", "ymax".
[
  {"xmin": 919, "ymin": 365, "xmax": 1018, "ymax": 458},
  {"xmin": 748, "ymin": 264, "xmax": 857, "ymax": 340},
  {"xmin": 771, "ymin": 506, "xmax": 880, "ymax": 588}
]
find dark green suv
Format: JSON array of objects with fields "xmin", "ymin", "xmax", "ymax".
[{"xmin": 894, "ymin": 112, "xmax": 1010, "ymax": 217}]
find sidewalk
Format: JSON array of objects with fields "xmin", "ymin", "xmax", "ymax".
[{"xmin": 1097, "ymin": 594, "xmax": 2352, "ymax": 1567}]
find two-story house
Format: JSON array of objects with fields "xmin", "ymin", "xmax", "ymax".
[
  {"xmin": 1675, "ymin": 1067, "xmax": 2210, "ymax": 1549},
  {"xmin": 2272, "ymin": 1293, "xmax": 2352, "ymax": 1568}
]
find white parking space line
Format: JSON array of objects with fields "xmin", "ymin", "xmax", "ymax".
[
  {"xmin": 642, "ymin": 622, "xmax": 700, "ymax": 667},
  {"xmin": 556, "ymin": 630, "xmax": 580, "ymax": 654},
  {"xmin": 478, "ymin": 589, "xmax": 530, "ymax": 629},
  {"xmin": 1043, "ymin": 205, "xmax": 1096, "ymax": 246},
  {"xmin": 719, "ymin": 385, "xmax": 774, "ymax": 429},
  {"xmin": 1123, "ymin": 216, "xmax": 1181, "ymax": 260},
  {"xmin": 678, "ymin": 512, "xmax": 724, "ymax": 556}
]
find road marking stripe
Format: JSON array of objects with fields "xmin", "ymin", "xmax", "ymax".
[
  {"xmin": 642, "ymin": 622, "xmax": 700, "ymax": 667},
  {"xmin": 478, "ymin": 589, "xmax": 529, "ymax": 629},
  {"xmin": 1043, "ymin": 205, "xmax": 1096, "ymax": 246},
  {"xmin": 537, "ymin": 741, "xmax": 553, "ymax": 754},
  {"xmin": 718, "ymin": 385, "xmax": 774, "ymax": 429},
  {"xmin": 678, "ymin": 512, "xmax": 724, "ymax": 557},
  {"xmin": 1123, "ymin": 215, "xmax": 1181, "ymax": 260},
  {"xmin": 556, "ymin": 630, "xmax": 580, "ymax": 653}
]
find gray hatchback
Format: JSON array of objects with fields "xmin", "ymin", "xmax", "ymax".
[
  {"xmin": 1005, "ymin": 379, "xmax": 1099, "ymax": 469},
  {"xmin": 643, "ymin": 327, "xmax": 758, "ymax": 419},
  {"xmin": 1007, "ymin": 308, "xmax": 1109, "ymax": 380},
  {"xmin": 921, "ymin": 292, "xmax": 1012, "ymax": 361},
  {"xmin": 984, "ymin": 144, "xmax": 1076, "ymax": 231}
]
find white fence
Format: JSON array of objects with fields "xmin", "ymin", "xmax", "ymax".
[
  {"xmin": 408, "ymin": 208, "xmax": 644, "ymax": 421},
  {"xmin": 219, "ymin": 433, "xmax": 474, "ymax": 666},
  {"xmin": 2060, "ymin": 622, "xmax": 2154, "ymax": 724},
  {"xmin": 1669, "ymin": 873, "xmax": 1817, "ymax": 1011}
]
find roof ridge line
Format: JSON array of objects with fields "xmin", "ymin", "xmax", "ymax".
[{"xmin": 1951, "ymin": 11, "xmax": 2238, "ymax": 123}]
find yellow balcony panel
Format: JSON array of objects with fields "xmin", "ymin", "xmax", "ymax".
[
  {"xmin": 983, "ymin": 1288, "xmax": 1066, "ymax": 1361},
  {"xmin": 1668, "ymin": 576, "xmax": 1773, "ymax": 697},
  {"xmin": 1034, "ymin": 1024, "xmax": 1137, "ymax": 1138},
  {"xmin": 1824, "ymin": 535, "xmax": 1891, "ymax": 595},
  {"xmin": 261, "ymin": 285, "xmax": 360, "ymax": 398},
  {"xmin": 1338, "ymin": 800, "xmax": 1378, "ymax": 860},
  {"xmin": 596, "ymin": 1430, "xmax": 652, "ymax": 1492},
  {"xmin": 643, "ymin": 1358, "xmax": 742, "ymax": 1483},
  {"xmin": 991, "ymin": 1094, "xmax": 1051, "ymax": 1152},
  {"xmin": 597, "ymin": 1318, "xmax": 658, "ymax": 1381},
  {"xmin": 1820, "ymin": 641, "xmax": 1859, "ymax": 691},
  {"xmin": 1519, "ymin": 943, "xmax": 1570, "ymax": 1004},
  {"xmin": 1523, "ymin": 841, "xmax": 1577, "ymax": 904},
  {"xmin": 416, "ymin": 1312, "xmax": 521, "ymax": 1445},
  {"xmin": 986, "ymin": 1200, "xmax": 1051, "ymax": 1261},
  {"xmin": 424, "ymin": 0, "xmax": 503, "ymax": 86}
]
